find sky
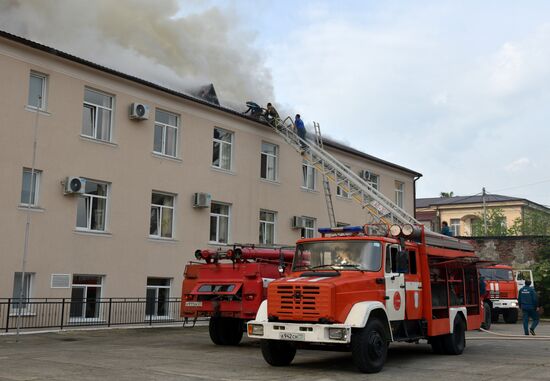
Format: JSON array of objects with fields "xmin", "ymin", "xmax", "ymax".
[{"xmin": 2, "ymin": 0, "xmax": 549, "ymax": 206}]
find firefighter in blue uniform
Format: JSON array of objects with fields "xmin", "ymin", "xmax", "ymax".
[{"xmin": 518, "ymin": 280, "xmax": 539, "ymax": 335}]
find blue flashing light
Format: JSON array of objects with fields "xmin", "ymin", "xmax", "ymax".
[{"xmin": 318, "ymin": 226, "xmax": 364, "ymax": 234}]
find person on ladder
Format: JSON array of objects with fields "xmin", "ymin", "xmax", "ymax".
[{"xmin": 295, "ymin": 114, "xmax": 307, "ymax": 151}]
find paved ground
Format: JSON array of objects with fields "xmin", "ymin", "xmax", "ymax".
[{"xmin": 0, "ymin": 322, "xmax": 549, "ymax": 381}]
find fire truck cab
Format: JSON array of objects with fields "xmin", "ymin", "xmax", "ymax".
[
  {"xmin": 479, "ymin": 264, "xmax": 519, "ymax": 325},
  {"xmin": 248, "ymin": 224, "xmax": 483, "ymax": 373}
]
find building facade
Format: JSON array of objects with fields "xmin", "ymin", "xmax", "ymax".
[
  {"xmin": 416, "ymin": 195, "xmax": 550, "ymax": 236},
  {"xmin": 1, "ymin": 31, "xmax": 420, "ymax": 310}
]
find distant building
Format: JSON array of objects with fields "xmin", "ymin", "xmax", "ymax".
[
  {"xmin": 416, "ymin": 194, "xmax": 550, "ymax": 236},
  {"xmin": 0, "ymin": 29, "xmax": 421, "ymax": 308}
]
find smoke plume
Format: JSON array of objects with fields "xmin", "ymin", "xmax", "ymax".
[{"xmin": 0, "ymin": 0, "xmax": 274, "ymax": 107}]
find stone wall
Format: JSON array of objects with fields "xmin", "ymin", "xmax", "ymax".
[{"xmin": 461, "ymin": 236, "xmax": 548, "ymax": 267}]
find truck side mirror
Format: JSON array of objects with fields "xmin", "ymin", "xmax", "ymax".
[{"xmin": 396, "ymin": 250, "xmax": 409, "ymax": 274}]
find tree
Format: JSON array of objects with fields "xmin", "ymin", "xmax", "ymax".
[
  {"xmin": 440, "ymin": 191, "xmax": 454, "ymax": 198},
  {"xmin": 531, "ymin": 237, "xmax": 550, "ymax": 317},
  {"xmin": 508, "ymin": 209, "xmax": 550, "ymax": 236},
  {"xmin": 471, "ymin": 208, "xmax": 508, "ymax": 236}
]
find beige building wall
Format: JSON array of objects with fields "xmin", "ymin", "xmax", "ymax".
[
  {"xmin": 439, "ymin": 203, "xmax": 522, "ymax": 236},
  {"xmin": 0, "ymin": 36, "xmax": 419, "ymax": 300}
]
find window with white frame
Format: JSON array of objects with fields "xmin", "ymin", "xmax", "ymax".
[
  {"xmin": 450, "ymin": 218, "xmax": 461, "ymax": 236},
  {"xmin": 337, "ymin": 165, "xmax": 351, "ymax": 198},
  {"xmin": 150, "ymin": 192, "xmax": 175, "ymax": 239},
  {"xmin": 82, "ymin": 88, "xmax": 113, "ymax": 141},
  {"xmin": 301, "ymin": 217, "xmax": 316, "ymax": 239},
  {"xmin": 69, "ymin": 275, "xmax": 103, "ymax": 320},
  {"xmin": 259, "ymin": 210, "xmax": 276, "ymax": 245},
  {"xmin": 362, "ymin": 170, "xmax": 379, "ymax": 190},
  {"xmin": 76, "ymin": 180, "xmax": 108, "ymax": 232},
  {"xmin": 12, "ymin": 272, "xmax": 33, "ymax": 311},
  {"xmin": 210, "ymin": 202, "xmax": 230, "ymax": 244},
  {"xmin": 395, "ymin": 181, "xmax": 404, "ymax": 208},
  {"xmin": 154, "ymin": 109, "xmax": 179, "ymax": 157},
  {"xmin": 212, "ymin": 127, "xmax": 233, "ymax": 170},
  {"xmin": 27, "ymin": 71, "xmax": 47, "ymax": 110},
  {"xmin": 146, "ymin": 277, "xmax": 171, "ymax": 317},
  {"xmin": 260, "ymin": 142, "xmax": 278, "ymax": 181},
  {"xmin": 302, "ymin": 161, "xmax": 316, "ymax": 190},
  {"xmin": 20, "ymin": 168, "xmax": 41, "ymax": 206}
]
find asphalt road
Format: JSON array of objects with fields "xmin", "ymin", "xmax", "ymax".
[{"xmin": 0, "ymin": 322, "xmax": 549, "ymax": 381}]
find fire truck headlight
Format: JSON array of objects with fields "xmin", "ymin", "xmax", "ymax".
[
  {"xmin": 328, "ymin": 328, "xmax": 348, "ymax": 341},
  {"xmin": 248, "ymin": 324, "xmax": 264, "ymax": 336},
  {"xmin": 510, "ymin": 302, "xmax": 517, "ymax": 307}
]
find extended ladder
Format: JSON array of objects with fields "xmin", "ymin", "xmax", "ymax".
[
  {"xmin": 264, "ymin": 115, "xmax": 420, "ymax": 226},
  {"xmin": 313, "ymin": 122, "xmax": 336, "ymax": 228}
]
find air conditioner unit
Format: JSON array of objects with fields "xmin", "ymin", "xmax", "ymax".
[
  {"xmin": 193, "ymin": 192, "xmax": 211, "ymax": 208},
  {"xmin": 291, "ymin": 216, "xmax": 306, "ymax": 229},
  {"xmin": 64, "ymin": 177, "xmax": 86, "ymax": 195},
  {"xmin": 129, "ymin": 102, "xmax": 150, "ymax": 120}
]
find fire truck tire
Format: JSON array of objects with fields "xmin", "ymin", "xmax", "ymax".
[
  {"xmin": 503, "ymin": 309, "xmax": 518, "ymax": 324},
  {"xmin": 491, "ymin": 309, "xmax": 500, "ymax": 323},
  {"xmin": 442, "ymin": 316, "xmax": 466, "ymax": 355},
  {"xmin": 351, "ymin": 318, "xmax": 388, "ymax": 373},
  {"xmin": 481, "ymin": 302, "xmax": 492, "ymax": 330},
  {"xmin": 429, "ymin": 336, "xmax": 446, "ymax": 354},
  {"xmin": 209, "ymin": 317, "xmax": 243, "ymax": 345},
  {"xmin": 208, "ymin": 317, "xmax": 223, "ymax": 345},
  {"xmin": 260, "ymin": 340, "xmax": 296, "ymax": 366}
]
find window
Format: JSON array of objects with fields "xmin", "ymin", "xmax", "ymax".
[
  {"xmin": 82, "ymin": 88, "xmax": 113, "ymax": 141},
  {"xmin": 450, "ymin": 218, "xmax": 461, "ymax": 236},
  {"xmin": 154, "ymin": 109, "xmax": 179, "ymax": 157},
  {"xmin": 301, "ymin": 161, "xmax": 316, "ymax": 190},
  {"xmin": 27, "ymin": 71, "xmax": 47, "ymax": 110},
  {"xmin": 212, "ymin": 127, "xmax": 233, "ymax": 170},
  {"xmin": 260, "ymin": 142, "xmax": 278, "ymax": 181},
  {"xmin": 337, "ymin": 165, "xmax": 351, "ymax": 198},
  {"xmin": 210, "ymin": 202, "xmax": 230, "ymax": 244},
  {"xmin": 301, "ymin": 217, "xmax": 316, "ymax": 238},
  {"xmin": 70, "ymin": 275, "xmax": 103, "ymax": 320},
  {"xmin": 146, "ymin": 278, "xmax": 171, "ymax": 317},
  {"xmin": 20, "ymin": 168, "xmax": 41, "ymax": 206},
  {"xmin": 395, "ymin": 181, "xmax": 404, "ymax": 208},
  {"xmin": 76, "ymin": 180, "xmax": 108, "ymax": 232},
  {"xmin": 12, "ymin": 272, "xmax": 33, "ymax": 311},
  {"xmin": 362, "ymin": 170, "xmax": 379, "ymax": 190},
  {"xmin": 150, "ymin": 192, "xmax": 175, "ymax": 238},
  {"xmin": 259, "ymin": 210, "xmax": 276, "ymax": 245}
]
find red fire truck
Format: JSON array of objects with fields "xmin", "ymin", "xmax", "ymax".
[
  {"xmin": 247, "ymin": 224, "xmax": 484, "ymax": 373},
  {"xmin": 480, "ymin": 264, "xmax": 519, "ymax": 326},
  {"xmin": 181, "ymin": 246, "xmax": 294, "ymax": 345}
]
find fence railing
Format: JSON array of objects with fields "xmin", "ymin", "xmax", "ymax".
[{"xmin": 0, "ymin": 298, "xmax": 202, "ymax": 332}]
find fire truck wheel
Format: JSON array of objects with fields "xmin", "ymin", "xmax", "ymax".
[
  {"xmin": 210, "ymin": 317, "xmax": 244, "ymax": 345},
  {"xmin": 208, "ymin": 317, "xmax": 223, "ymax": 345},
  {"xmin": 429, "ymin": 336, "xmax": 445, "ymax": 354},
  {"xmin": 491, "ymin": 309, "xmax": 500, "ymax": 323},
  {"xmin": 481, "ymin": 302, "xmax": 492, "ymax": 330},
  {"xmin": 442, "ymin": 316, "xmax": 466, "ymax": 355},
  {"xmin": 351, "ymin": 319, "xmax": 388, "ymax": 373},
  {"xmin": 503, "ymin": 309, "xmax": 518, "ymax": 324},
  {"xmin": 260, "ymin": 340, "xmax": 296, "ymax": 366}
]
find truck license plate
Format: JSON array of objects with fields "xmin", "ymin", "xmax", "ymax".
[
  {"xmin": 185, "ymin": 301, "xmax": 203, "ymax": 307},
  {"xmin": 279, "ymin": 332, "xmax": 305, "ymax": 341}
]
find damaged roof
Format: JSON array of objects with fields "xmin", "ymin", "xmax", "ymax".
[{"xmin": 0, "ymin": 29, "xmax": 421, "ymax": 177}]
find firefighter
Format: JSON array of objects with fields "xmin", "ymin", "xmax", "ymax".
[
  {"xmin": 518, "ymin": 280, "xmax": 539, "ymax": 335},
  {"xmin": 295, "ymin": 114, "xmax": 307, "ymax": 150},
  {"xmin": 441, "ymin": 221, "xmax": 452, "ymax": 236}
]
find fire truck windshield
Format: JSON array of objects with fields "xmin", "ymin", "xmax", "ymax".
[
  {"xmin": 479, "ymin": 268, "xmax": 513, "ymax": 281},
  {"xmin": 293, "ymin": 241, "xmax": 382, "ymax": 272}
]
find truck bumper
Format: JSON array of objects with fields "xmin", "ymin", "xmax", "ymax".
[
  {"xmin": 247, "ymin": 321, "xmax": 352, "ymax": 344},
  {"xmin": 492, "ymin": 299, "xmax": 518, "ymax": 309}
]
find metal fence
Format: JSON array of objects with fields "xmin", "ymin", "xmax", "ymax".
[{"xmin": 0, "ymin": 298, "xmax": 200, "ymax": 332}]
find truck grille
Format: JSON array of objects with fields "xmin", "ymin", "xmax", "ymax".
[{"xmin": 269, "ymin": 284, "xmax": 330, "ymax": 321}]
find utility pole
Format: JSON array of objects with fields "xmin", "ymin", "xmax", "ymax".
[
  {"xmin": 482, "ymin": 187, "xmax": 487, "ymax": 235},
  {"xmin": 16, "ymin": 96, "xmax": 41, "ymax": 341}
]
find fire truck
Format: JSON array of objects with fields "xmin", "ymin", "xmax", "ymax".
[
  {"xmin": 247, "ymin": 224, "xmax": 484, "ymax": 373},
  {"xmin": 479, "ymin": 264, "xmax": 519, "ymax": 326},
  {"xmin": 181, "ymin": 246, "xmax": 294, "ymax": 345}
]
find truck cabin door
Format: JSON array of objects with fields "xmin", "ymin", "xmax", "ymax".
[{"xmin": 385, "ymin": 244, "xmax": 405, "ymax": 321}]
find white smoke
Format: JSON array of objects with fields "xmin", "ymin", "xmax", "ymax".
[{"xmin": 0, "ymin": 0, "xmax": 274, "ymax": 107}]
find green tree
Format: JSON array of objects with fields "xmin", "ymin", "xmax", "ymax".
[
  {"xmin": 531, "ymin": 237, "xmax": 550, "ymax": 317},
  {"xmin": 508, "ymin": 209, "xmax": 550, "ymax": 236},
  {"xmin": 440, "ymin": 191, "xmax": 454, "ymax": 198},
  {"xmin": 471, "ymin": 208, "xmax": 508, "ymax": 236}
]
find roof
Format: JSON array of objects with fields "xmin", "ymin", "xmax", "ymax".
[
  {"xmin": 0, "ymin": 29, "xmax": 421, "ymax": 177},
  {"xmin": 417, "ymin": 194, "xmax": 550, "ymax": 212}
]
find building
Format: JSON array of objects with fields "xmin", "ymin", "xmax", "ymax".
[
  {"xmin": 416, "ymin": 194, "xmax": 550, "ymax": 236},
  {"xmin": 0, "ymin": 30, "xmax": 421, "ymax": 316}
]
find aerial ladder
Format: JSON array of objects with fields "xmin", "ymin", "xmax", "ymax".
[{"xmin": 313, "ymin": 121, "xmax": 336, "ymax": 228}]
